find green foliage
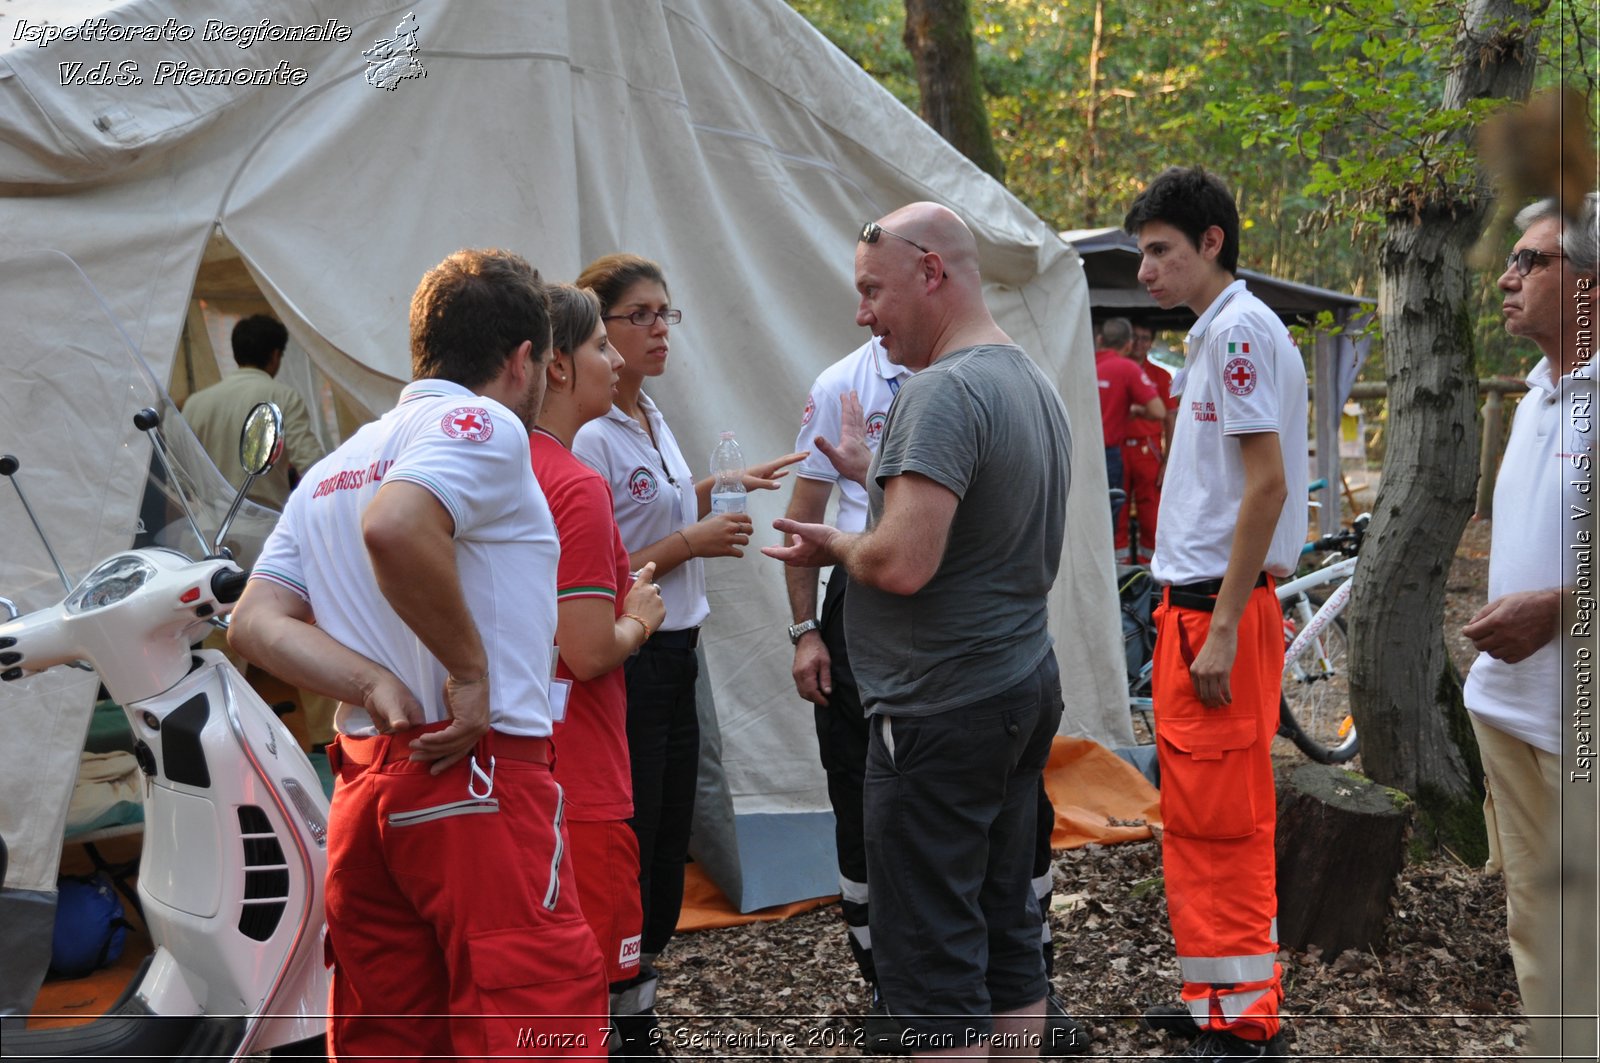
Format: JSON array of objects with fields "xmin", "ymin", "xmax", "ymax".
[
  {"xmin": 788, "ymin": 0, "xmax": 1375, "ymax": 294},
  {"xmin": 787, "ymin": 0, "xmax": 1594, "ymax": 319}
]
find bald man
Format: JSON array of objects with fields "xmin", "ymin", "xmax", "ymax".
[{"xmin": 766, "ymin": 203, "xmax": 1076, "ymax": 1060}]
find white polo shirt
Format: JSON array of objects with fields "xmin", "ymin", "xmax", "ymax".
[
  {"xmin": 794, "ymin": 337, "xmax": 912, "ymax": 534},
  {"xmin": 253, "ymin": 379, "xmax": 561, "ymax": 737},
  {"xmin": 572, "ymin": 393, "xmax": 708, "ymax": 631},
  {"xmin": 1464, "ymin": 357, "xmax": 1595, "ymax": 754},
  {"xmin": 1152, "ymin": 279, "xmax": 1309, "ymax": 585}
]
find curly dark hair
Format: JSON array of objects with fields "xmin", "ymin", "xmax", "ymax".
[
  {"xmin": 409, "ymin": 249, "xmax": 550, "ymax": 387},
  {"xmin": 1124, "ymin": 166, "xmax": 1240, "ymax": 275},
  {"xmin": 231, "ymin": 314, "xmax": 288, "ymax": 370}
]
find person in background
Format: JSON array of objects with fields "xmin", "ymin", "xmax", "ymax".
[
  {"xmin": 230, "ymin": 248, "xmax": 607, "ymax": 1060},
  {"xmin": 571, "ymin": 252, "xmax": 804, "ymax": 1057},
  {"xmin": 182, "ymin": 313, "xmax": 326, "ymax": 510},
  {"xmin": 1125, "ymin": 166, "xmax": 1307, "ymax": 1061},
  {"xmin": 185, "ymin": 319, "xmax": 337, "ymax": 748},
  {"xmin": 1462, "ymin": 193, "xmax": 1597, "ymax": 1055},
  {"xmin": 1117, "ymin": 322, "xmax": 1179, "ymax": 564},
  {"xmin": 532, "ymin": 284, "xmax": 668, "ymax": 1055},
  {"xmin": 1095, "ymin": 316, "xmax": 1165, "ymax": 533}
]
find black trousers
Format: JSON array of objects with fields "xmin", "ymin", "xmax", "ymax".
[
  {"xmin": 814, "ymin": 569, "xmax": 875, "ymax": 984},
  {"xmin": 815, "ymin": 571, "xmax": 1059, "ymax": 989},
  {"xmin": 623, "ymin": 639, "xmax": 701, "ymax": 956}
]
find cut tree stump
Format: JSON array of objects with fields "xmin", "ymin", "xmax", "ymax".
[{"xmin": 1274, "ymin": 762, "xmax": 1413, "ymax": 958}]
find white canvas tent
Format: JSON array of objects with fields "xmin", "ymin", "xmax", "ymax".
[{"xmin": 0, "ymin": 0, "xmax": 1129, "ymax": 1011}]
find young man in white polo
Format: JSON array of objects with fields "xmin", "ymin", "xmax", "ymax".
[{"xmin": 1124, "ymin": 167, "xmax": 1308, "ymax": 1061}]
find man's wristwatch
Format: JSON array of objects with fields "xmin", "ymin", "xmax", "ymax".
[{"xmin": 787, "ymin": 619, "xmax": 820, "ymax": 644}]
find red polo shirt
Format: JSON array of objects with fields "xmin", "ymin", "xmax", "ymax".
[{"xmin": 1096, "ymin": 348, "xmax": 1160, "ymax": 447}]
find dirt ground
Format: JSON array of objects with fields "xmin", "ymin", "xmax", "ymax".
[{"xmin": 650, "ymin": 519, "xmax": 1526, "ymax": 1060}]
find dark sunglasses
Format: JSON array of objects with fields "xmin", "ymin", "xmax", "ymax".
[{"xmin": 859, "ymin": 221, "xmax": 933, "ymax": 255}]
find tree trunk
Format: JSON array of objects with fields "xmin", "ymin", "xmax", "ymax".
[
  {"xmin": 902, "ymin": 0, "xmax": 1005, "ymax": 181},
  {"xmin": 1348, "ymin": 0, "xmax": 1548, "ymax": 860},
  {"xmin": 1081, "ymin": 0, "xmax": 1104, "ymax": 221},
  {"xmin": 1275, "ymin": 763, "xmax": 1412, "ymax": 957}
]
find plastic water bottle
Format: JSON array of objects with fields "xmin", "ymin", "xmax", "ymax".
[{"xmin": 710, "ymin": 431, "xmax": 747, "ymax": 514}]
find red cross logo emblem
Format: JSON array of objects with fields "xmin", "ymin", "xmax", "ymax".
[
  {"xmin": 441, "ymin": 406, "xmax": 495, "ymax": 442},
  {"xmin": 1223, "ymin": 357, "xmax": 1257, "ymax": 396}
]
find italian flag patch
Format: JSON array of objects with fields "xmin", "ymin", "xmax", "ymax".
[{"xmin": 1227, "ymin": 341, "xmax": 1251, "ymax": 354}]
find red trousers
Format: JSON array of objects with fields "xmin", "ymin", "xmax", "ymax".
[
  {"xmin": 566, "ymin": 818, "xmax": 644, "ymax": 985},
  {"xmin": 1115, "ymin": 437, "xmax": 1162, "ymax": 558},
  {"xmin": 325, "ymin": 726, "xmax": 609, "ymax": 1061},
  {"xmin": 1151, "ymin": 583, "xmax": 1285, "ymax": 1041}
]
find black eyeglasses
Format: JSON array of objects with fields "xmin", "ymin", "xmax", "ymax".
[
  {"xmin": 859, "ymin": 222, "xmax": 933, "ymax": 255},
  {"xmin": 1505, "ymin": 248, "xmax": 1567, "ymax": 277},
  {"xmin": 603, "ymin": 308, "xmax": 682, "ymax": 327}
]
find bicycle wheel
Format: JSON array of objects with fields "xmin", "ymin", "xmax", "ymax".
[{"xmin": 1278, "ymin": 595, "xmax": 1360, "ymax": 763}]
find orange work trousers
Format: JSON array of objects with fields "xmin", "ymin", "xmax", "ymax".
[{"xmin": 1151, "ymin": 581, "xmax": 1285, "ymax": 1041}]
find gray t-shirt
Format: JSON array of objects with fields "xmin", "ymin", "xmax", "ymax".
[{"xmin": 845, "ymin": 344, "xmax": 1073, "ymax": 716}]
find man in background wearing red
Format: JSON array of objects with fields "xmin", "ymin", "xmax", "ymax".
[
  {"xmin": 1117, "ymin": 323, "xmax": 1179, "ymax": 564},
  {"xmin": 1096, "ymin": 316, "xmax": 1165, "ymax": 536}
]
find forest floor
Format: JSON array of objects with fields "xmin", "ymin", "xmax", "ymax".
[{"xmin": 651, "ymin": 520, "xmax": 1536, "ymax": 1060}]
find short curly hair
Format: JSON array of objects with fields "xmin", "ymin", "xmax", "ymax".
[{"xmin": 409, "ymin": 249, "xmax": 550, "ymax": 388}]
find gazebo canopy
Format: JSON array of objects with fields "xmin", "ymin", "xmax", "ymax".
[{"xmin": 1062, "ymin": 227, "xmax": 1373, "ymax": 330}]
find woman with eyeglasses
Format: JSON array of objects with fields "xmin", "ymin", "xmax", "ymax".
[{"xmin": 572, "ymin": 253, "xmax": 803, "ymax": 1055}]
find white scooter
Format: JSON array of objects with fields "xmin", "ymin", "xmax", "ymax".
[{"xmin": 0, "ymin": 259, "xmax": 330, "ymax": 1059}]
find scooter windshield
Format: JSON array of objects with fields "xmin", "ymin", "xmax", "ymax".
[{"xmin": 0, "ymin": 249, "xmax": 280, "ymax": 614}]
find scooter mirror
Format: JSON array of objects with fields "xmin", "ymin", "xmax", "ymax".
[
  {"xmin": 239, "ymin": 402, "xmax": 285, "ymax": 478},
  {"xmin": 215, "ymin": 402, "xmax": 285, "ymax": 558}
]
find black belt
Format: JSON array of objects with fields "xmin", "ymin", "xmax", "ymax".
[
  {"xmin": 1164, "ymin": 572, "xmax": 1270, "ymax": 613},
  {"xmin": 648, "ymin": 626, "xmax": 700, "ymax": 650}
]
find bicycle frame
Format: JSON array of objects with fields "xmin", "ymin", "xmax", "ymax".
[{"xmin": 1275, "ymin": 553, "xmax": 1357, "ymax": 604}]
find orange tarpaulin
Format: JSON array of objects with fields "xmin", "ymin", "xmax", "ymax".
[{"xmin": 678, "ymin": 736, "xmax": 1162, "ymax": 931}]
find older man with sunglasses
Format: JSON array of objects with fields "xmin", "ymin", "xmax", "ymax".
[
  {"xmin": 1463, "ymin": 193, "xmax": 1598, "ymax": 1053},
  {"xmin": 767, "ymin": 203, "xmax": 1074, "ymax": 1060}
]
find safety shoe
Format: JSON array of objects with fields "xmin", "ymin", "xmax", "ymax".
[
  {"xmin": 1142, "ymin": 1002, "xmax": 1201, "ymax": 1038},
  {"xmin": 1179, "ymin": 1029, "xmax": 1289, "ymax": 1060},
  {"xmin": 1044, "ymin": 993, "xmax": 1091, "ymax": 1056},
  {"xmin": 863, "ymin": 987, "xmax": 908, "ymax": 1055}
]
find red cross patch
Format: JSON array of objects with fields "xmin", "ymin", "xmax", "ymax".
[
  {"xmin": 801, "ymin": 394, "xmax": 816, "ymax": 427},
  {"xmin": 1224, "ymin": 357, "xmax": 1257, "ymax": 396},
  {"xmin": 441, "ymin": 406, "xmax": 495, "ymax": 442}
]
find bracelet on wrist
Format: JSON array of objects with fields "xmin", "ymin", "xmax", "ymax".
[
  {"xmin": 622, "ymin": 612, "xmax": 654, "ymax": 640},
  {"xmin": 447, "ymin": 671, "xmax": 489, "ymax": 687},
  {"xmin": 677, "ymin": 529, "xmax": 695, "ymax": 558}
]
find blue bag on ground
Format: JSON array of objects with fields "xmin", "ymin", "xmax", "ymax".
[{"xmin": 49, "ymin": 873, "xmax": 131, "ymax": 979}]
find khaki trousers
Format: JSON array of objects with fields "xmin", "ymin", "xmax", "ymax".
[{"xmin": 1471, "ymin": 715, "xmax": 1561, "ymax": 1046}]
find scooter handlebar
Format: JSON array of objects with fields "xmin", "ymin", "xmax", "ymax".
[{"xmin": 211, "ymin": 567, "xmax": 250, "ymax": 605}]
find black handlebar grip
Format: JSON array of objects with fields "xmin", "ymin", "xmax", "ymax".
[
  {"xmin": 211, "ymin": 567, "xmax": 251, "ymax": 605},
  {"xmin": 133, "ymin": 408, "xmax": 161, "ymax": 432},
  {"xmin": 0, "ymin": 455, "xmax": 17, "ymax": 476}
]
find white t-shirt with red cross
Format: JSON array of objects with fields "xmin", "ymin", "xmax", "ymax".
[
  {"xmin": 572, "ymin": 393, "xmax": 708, "ymax": 632},
  {"xmin": 1151, "ymin": 279, "xmax": 1309, "ymax": 585},
  {"xmin": 793, "ymin": 336, "xmax": 912, "ymax": 534},
  {"xmin": 252, "ymin": 379, "xmax": 561, "ymax": 736}
]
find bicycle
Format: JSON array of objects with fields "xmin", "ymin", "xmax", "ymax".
[
  {"xmin": 1275, "ymin": 512, "xmax": 1369, "ymax": 763},
  {"xmin": 1122, "ymin": 511, "xmax": 1368, "ymax": 765}
]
